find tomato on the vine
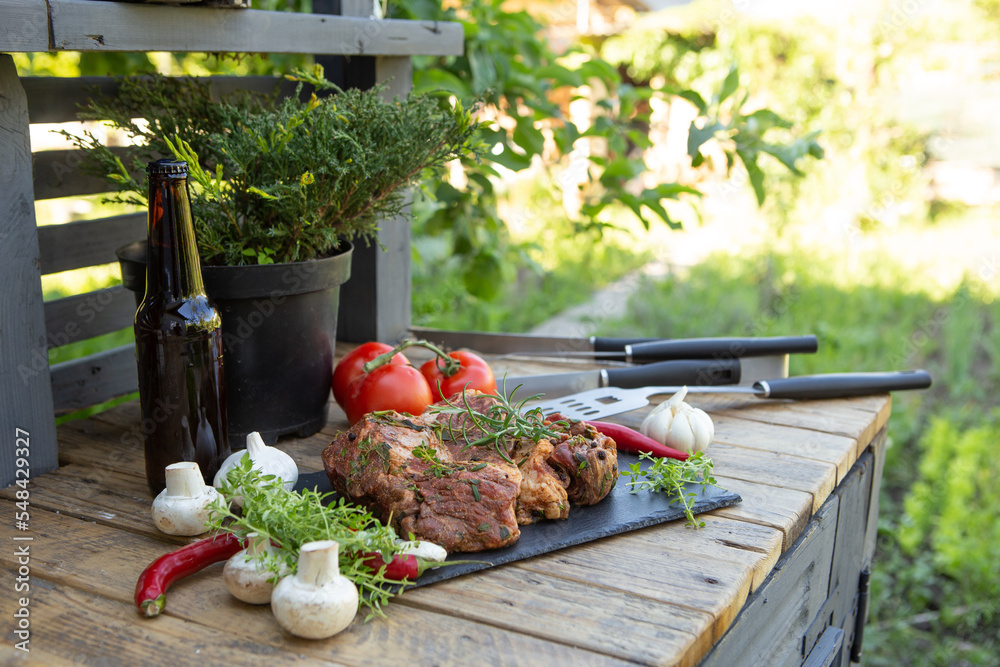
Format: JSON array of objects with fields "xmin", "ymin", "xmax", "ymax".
[
  {"xmin": 343, "ymin": 364, "xmax": 433, "ymax": 425},
  {"xmin": 420, "ymin": 351, "xmax": 496, "ymax": 401},
  {"xmin": 332, "ymin": 342, "xmax": 409, "ymax": 408}
]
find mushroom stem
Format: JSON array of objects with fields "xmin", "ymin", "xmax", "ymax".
[
  {"xmin": 298, "ymin": 540, "xmax": 340, "ymax": 587},
  {"xmin": 164, "ymin": 461, "xmax": 207, "ymax": 497}
]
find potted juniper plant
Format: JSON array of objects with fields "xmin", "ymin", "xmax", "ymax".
[{"xmin": 65, "ymin": 65, "xmax": 482, "ymax": 446}]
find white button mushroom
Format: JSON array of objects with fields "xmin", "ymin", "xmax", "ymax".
[
  {"xmin": 270, "ymin": 540, "xmax": 359, "ymax": 639},
  {"xmin": 223, "ymin": 532, "xmax": 288, "ymax": 605},
  {"xmin": 151, "ymin": 462, "xmax": 220, "ymax": 536}
]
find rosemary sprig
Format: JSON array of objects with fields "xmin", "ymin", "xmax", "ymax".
[
  {"xmin": 426, "ymin": 382, "xmax": 566, "ymax": 464},
  {"xmin": 620, "ymin": 451, "xmax": 722, "ymax": 528},
  {"xmin": 207, "ymin": 457, "xmax": 403, "ymax": 620}
]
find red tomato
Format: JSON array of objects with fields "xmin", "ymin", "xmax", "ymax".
[
  {"xmin": 343, "ymin": 364, "xmax": 434, "ymax": 424},
  {"xmin": 420, "ymin": 351, "xmax": 497, "ymax": 401},
  {"xmin": 333, "ymin": 342, "xmax": 409, "ymax": 408}
]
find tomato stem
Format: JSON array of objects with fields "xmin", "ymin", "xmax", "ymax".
[{"xmin": 362, "ymin": 339, "xmax": 462, "ymax": 377}]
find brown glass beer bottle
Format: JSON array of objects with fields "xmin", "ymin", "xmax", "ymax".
[{"xmin": 135, "ymin": 159, "xmax": 229, "ymax": 496}]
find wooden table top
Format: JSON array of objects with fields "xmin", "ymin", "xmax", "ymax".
[{"xmin": 0, "ymin": 346, "xmax": 891, "ymax": 667}]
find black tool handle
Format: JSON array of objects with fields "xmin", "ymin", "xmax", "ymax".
[
  {"xmin": 591, "ymin": 336, "xmax": 659, "ymax": 352},
  {"xmin": 626, "ymin": 335, "xmax": 818, "ymax": 362},
  {"xmin": 605, "ymin": 358, "xmax": 742, "ymax": 388},
  {"xmin": 755, "ymin": 370, "xmax": 932, "ymax": 400}
]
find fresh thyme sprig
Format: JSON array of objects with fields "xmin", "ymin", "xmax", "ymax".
[
  {"xmin": 427, "ymin": 382, "xmax": 566, "ymax": 465},
  {"xmin": 412, "ymin": 443, "xmax": 460, "ymax": 478},
  {"xmin": 620, "ymin": 451, "xmax": 722, "ymax": 528},
  {"xmin": 207, "ymin": 456, "xmax": 403, "ymax": 619}
]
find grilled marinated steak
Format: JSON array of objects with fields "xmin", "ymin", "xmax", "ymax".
[
  {"xmin": 323, "ymin": 410, "xmax": 521, "ymax": 553},
  {"xmin": 513, "ymin": 437, "xmax": 569, "ymax": 524},
  {"xmin": 544, "ymin": 417, "xmax": 618, "ymax": 506},
  {"xmin": 322, "ymin": 391, "xmax": 618, "ymax": 552}
]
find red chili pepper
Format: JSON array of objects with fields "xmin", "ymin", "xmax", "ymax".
[
  {"xmin": 362, "ymin": 552, "xmax": 425, "ymax": 580},
  {"xmin": 361, "ymin": 552, "xmax": 486, "ymax": 581},
  {"xmin": 585, "ymin": 421, "xmax": 690, "ymax": 461},
  {"xmin": 135, "ymin": 533, "xmax": 244, "ymax": 618}
]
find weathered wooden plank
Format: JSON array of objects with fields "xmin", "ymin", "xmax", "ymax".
[
  {"xmin": 45, "ymin": 286, "xmax": 135, "ymax": 349},
  {"xmin": 50, "ymin": 344, "xmax": 138, "ymax": 415},
  {"xmin": 1, "ymin": 504, "xmax": 633, "ymax": 667},
  {"xmin": 628, "ymin": 515, "xmax": 783, "ymax": 594},
  {"xmin": 710, "ymin": 476, "xmax": 813, "ymax": 552},
  {"xmin": 31, "ymin": 147, "xmax": 131, "ymax": 200},
  {"xmin": 59, "ymin": 396, "xmax": 328, "ymax": 474},
  {"xmin": 48, "ymin": 0, "xmax": 465, "ymax": 56},
  {"xmin": 336, "ymin": 178, "xmax": 411, "ymax": 343},
  {"xmin": 823, "ymin": 450, "xmax": 875, "ymax": 665},
  {"xmin": 0, "ymin": 463, "xmax": 166, "ymax": 539},
  {"xmin": 400, "ymin": 564, "xmax": 714, "ymax": 667},
  {"xmin": 834, "ymin": 394, "xmax": 892, "ymax": 415},
  {"xmin": 708, "ymin": 443, "xmax": 837, "ymax": 514},
  {"xmin": 0, "ymin": 0, "xmax": 50, "ymax": 52},
  {"xmin": 0, "ymin": 574, "xmax": 341, "ymax": 666},
  {"xmin": 23, "ymin": 75, "xmax": 303, "ymax": 124},
  {"xmin": 333, "ymin": 45, "xmax": 412, "ymax": 346},
  {"xmin": 37, "ymin": 213, "xmax": 146, "ymax": 275},
  {"xmin": 714, "ymin": 400, "xmax": 879, "ymax": 442},
  {"xmin": 514, "ymin": 525, "xmax": 756, "ymax": 642},
  {"xmin": 863, "ymin": 428, "xmax": 888, "ymax": 573},
  {"xmin": 0, "ymin": 55, "xmax": 59, "ymax": 487},
  {"xmin": 0, "ymin": 643, "xmax": 71, "ymax": 666},
  {"xmin": 57, "ymin": 403, "xmax": 145, "ymax": 471},
  {"xmin": 699, "ymin": 492, "xmax": 840, "ymax": 667},
  {"xmin": 711, "ymin": 414, "xmax": 857, "ymax": 485}
]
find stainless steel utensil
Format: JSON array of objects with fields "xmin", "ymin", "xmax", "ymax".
[
  {"xmin": 410, "ymin": 327, "xmax": 817, "ymax": 364},
  {"xmin": 500, "ymin": 358, "xmax": 743, "ymax": 400},
  {"xmin": 526, "ymin": 370, "xmax": 933, "ymax": 420}
]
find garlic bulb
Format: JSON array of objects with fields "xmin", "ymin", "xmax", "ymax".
[
  {"xmin": 214, "ymin": 431, "xmax": 299, "ymax": 502},
  {"xmin": 639, "ymin": 387, "xmax": 715, "ymax": 454},
  {"xmin": 152, "ymin": 462, "xmax": 220, "ymax": 536},
  {"xmin": 224, "ymin": 532, "xmax": 289, "ymax": 605}
]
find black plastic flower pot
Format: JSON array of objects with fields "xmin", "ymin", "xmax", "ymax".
[{"xmin": 117, "ymin": 241, "xmax": 352, "ymax": 448}]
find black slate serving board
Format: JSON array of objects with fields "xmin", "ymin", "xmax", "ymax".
[{"xmin": 294, "ymin": 453, "xmax": 741, "ymax": 587}]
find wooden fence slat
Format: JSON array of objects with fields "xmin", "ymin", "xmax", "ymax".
[
  {"xmin": 32, "ymin": 147, "xmax": 131, "ymax": 200},
  {"xmin": 0, "ymin": 0, "xmax": 50, "ymax": 51},
  {"xmin": 44, "ymin": 286, "xmax": 136, "ymax": 349},
  {"xmin": 37, "ymin": 213, "xmax": 145, "ymax": 275},
  {"xmin": 50, "ymin": 344, "xmax": 138, "ymax": 415},
  {"xmin": 0, "ymin": 55, "xmax": 58, "ymax": 487},
  {"xmin": 48, "ymin": 0, "xmax": 464, "ymax": 56},
  {"xmin": 22, "ymin": 75, "xmax": 304, "ymax": 124}
]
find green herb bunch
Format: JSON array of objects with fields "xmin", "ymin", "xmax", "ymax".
[
  {"xmin": 427, "ymin": 385, "xmax": 568, "ymax": 465},
  {"xmin": 621, "ymin": 451, "xmax": 721, "ymax": 528},
  {"xmin": 63, "ymin": 65, "xmax": 484, "ymax": 266},
  {"xmin": 208, "ymin": 456, "xmax": 404, "ymax": 619}
]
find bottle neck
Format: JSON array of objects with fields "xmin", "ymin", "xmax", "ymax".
[{"xmin": 145, "ymin": 174, "xmax": 206, "ymax": 300}]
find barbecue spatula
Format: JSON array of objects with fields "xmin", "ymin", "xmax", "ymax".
[{"xmin": 526, "ymin": 370, "xmax": 932, "ymax": 420}]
